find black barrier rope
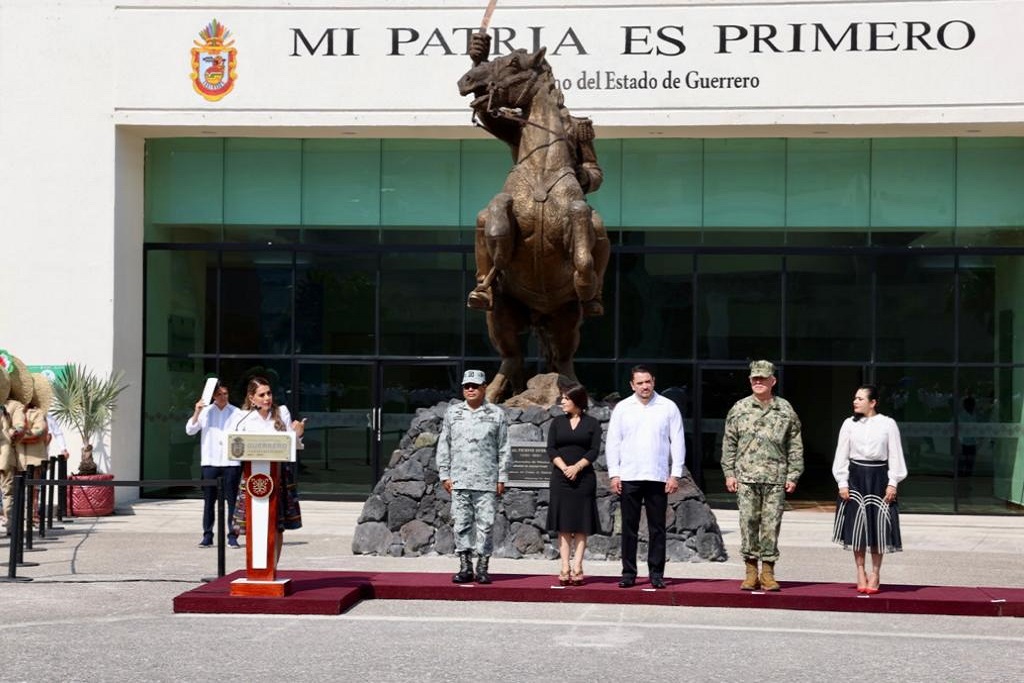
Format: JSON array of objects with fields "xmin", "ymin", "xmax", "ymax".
[{"xmin": 5, "ymin": 475, "xmax": 232, "ymax": 582}]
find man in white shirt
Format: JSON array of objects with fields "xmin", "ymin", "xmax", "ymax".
[
  {"xmin": 185, "ymin": 382, "xmax": 241, "ymax": 548},
  {"xmin": 605, "ymin": 365, "xmax": 686, "ymax": 589},
  {"xmin": 46, "ymin": 414, "xmax": 69, "ymax": 461}
]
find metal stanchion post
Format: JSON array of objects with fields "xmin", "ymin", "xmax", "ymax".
[
  {"xmin": 1, "ymin": 474, "xmax": 37, "ymax": 575},
  {"xmin": 201, "ymin": 477, "xmax": 227, "ymax": 583},
  {"xmin": 56, "ymin": 456, "xmax": 72, "ymax": 522},
  {"xmin": 45, "ymin": 457, "xmax": 63, "ymax": 531},
  {"xmin": 22, "ymin": 466, "xmax": 44, "ymax": 554},
  {"xmin": 36, "ymin": 463, "xmax": 47, "ymax": 539},
  {"xmin": 217, "ymin": 476, "xmax": 226, "ymax": 578}
]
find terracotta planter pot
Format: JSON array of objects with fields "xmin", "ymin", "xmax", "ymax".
[{"xmin": 69, "ymin": 473, "xmax": 116, "ymax": 516}]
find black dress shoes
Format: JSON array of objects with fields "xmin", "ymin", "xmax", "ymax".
[
  {"xmin": 650, "ymin": 576, "xmax": 667, "ymax": 589},
  {"xmin": 618, "ymin": 576, "xmax": 636, "ymax": 588}
]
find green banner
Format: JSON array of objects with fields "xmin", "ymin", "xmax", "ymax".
[{"xmin": 27, "ymin": 364, "xmax": 69, "ymax": 384}]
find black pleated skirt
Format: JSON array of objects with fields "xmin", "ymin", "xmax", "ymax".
[{"xmin": 832, "ymin": 460, "xmax": 902, "ymax": 553}]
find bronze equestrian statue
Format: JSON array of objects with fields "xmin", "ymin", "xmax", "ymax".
[{"xmin": 457, "ymin": 32, "xmax": 609, "ymax": 401}]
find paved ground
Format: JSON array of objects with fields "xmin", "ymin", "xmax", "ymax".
[{"xmin": 2, "ymin": 501, "xmax": 1023, "ymax": 682}]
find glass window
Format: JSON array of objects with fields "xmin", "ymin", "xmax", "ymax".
[
  {"xmin": 786, "ymin": 139, "xmax": 870, "ymax": 228},
  {"xmin": 296, "ymin": 362, "xmax": 377, "ymax": 497},
  {"xmin": 295, "ymin": 252, "xmax": 377, "ymax": 356},
  {"xmin": 139, "ymin": 135, "xmax": 1024, "ymax": 512},
  {"xmin": 871, "ymin": 138, "xmax": 955, "ymax": 228},
  {"xmin": 145, "ymin": 250, "xmax": 218, "ymax": 356},
  {"xmin": 619, "ymin": 252, "xmax": 693, "ymax": 359},
  {"xmin": 141, "ymin": 356, "xmax": 218, "ymax": 490},
  {"xmin": 702, "ymin": 226, "xmax": 785, "ymax": 247},
  {"xmin": 569, "ymin": 362, "xmax": 617, "ymax": 404},
  {"xmin": 958, "ymin": 255, "xmax": 999, "ymax": 364},
  {"xmin": 957, "ymin": 138, "xmax": 1024, "ymax": 228},
  {"xmin": 704, "ymin": 139, "xmax": 786, "ymax": 228},
  {"xmin": 460, "ymin": 139, "xmax": 510, "ymax": 229},
  {"xmin": 218, "ymin": 359, "xmax": 295, "ymax": 410},
  {"xmin": 955, "ymin": 366, "xmax": 1023, "ymax": 512},
  {"xmin": 380, "ymin": 139, "xmax": 460, "ymax": 226},
  {"xmin": 696, "ymin": 365, "xmax": 747, "ymax": 503},
  {"xmin": 782, "ymin": 364, "xmax": 868, "ymax": 502},
  {"xmin": 785, "ymin": 227, "xmax": 868, "ymax": 248},
  {"xmin": 697, "ymin": 255, "xmax": 782, "ymax": 361},
  {"xmin": 379, "ymin": 362, "xmax": 460, "ymax": 484},
  {"xmin": 588, "ymin": 139, "xmax": 622, "ymax": 227},
  {"xmin": 224, "ymin": 139, "xmax": 302, "ymax": 226},
  {"xmin": 621, "ymin": 139, "xmax": 702, "ymax": 227},
  {"xmin": 874, "ymin": 366, "xmax": 954, "ymax": 513},
  {"xmin": 219, "ymin": 251, "xmax": 294, "ymax": 355},
  {"xmin": 146, "ymin": 138, "xmax": 224, "ymax": 231},
  {"xmin": 380, "ymin": 251, "xmax": 462, "ymax": 355},
  {"xmin": 786, "ymin": 254, "xmax": 871, "ymax": 361},
  {"xmin": 876, "ymin": 255, "xmax": 954, "ymax": 362},
  {"xmin": 301, "ymin": 139, "xmax": 381, "ymax": 227},
  {"xmin": 622, "ymin": 228, "xmax": 701, "ymax": 247}
]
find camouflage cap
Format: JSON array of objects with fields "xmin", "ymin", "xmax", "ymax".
[
  {"xmin": 461, "ymin": 369, "xmax": 486, "ymax": 385},
  {"xmin": 749, "ymin": 360, "xmax": 775, "ymax": 378}
]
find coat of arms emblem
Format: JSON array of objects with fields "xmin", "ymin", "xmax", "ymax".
[{"xmin": 190, "ymin": 19, "xmax": 237, "ymax": 101}]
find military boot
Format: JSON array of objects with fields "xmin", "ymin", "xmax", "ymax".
[
  {"xmin": 740, "ymin": 558, "xmax": 760, "ymax": 591},
  {"xmin": 475, "ymin": 555, "xmax": 492, "ymax": 584},
  {"xmin": 452, "ymin": 551, "xmax": 475, "ymax": 584},
  {"xmin": 760, "ymin": 561, "xmax": 781, "ymax": 591}
]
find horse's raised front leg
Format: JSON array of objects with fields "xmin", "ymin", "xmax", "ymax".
[
  {"xmin": 485, "ymin": 294, "xmax": 530, "ymax": 402},
  {"xmin": 567, "ymin": 199, "xmax": 604, "ymax": 316},
  {"xmin": 467, "ymin": 193, "xmax": 515, "ymax": 311}
]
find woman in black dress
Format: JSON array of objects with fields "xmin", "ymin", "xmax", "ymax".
[{"xmin": 546, "ymin": 384, "xmax": 602, "ymax": 586}]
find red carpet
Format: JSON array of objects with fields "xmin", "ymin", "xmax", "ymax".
[{"xmin": 173, "ymin": 570, "xmax": 1024, "ymax": 617}]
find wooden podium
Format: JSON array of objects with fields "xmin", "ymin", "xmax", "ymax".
[{"xmin": 225, "ymin": 431, "xmax": 296, "ymax": 598}]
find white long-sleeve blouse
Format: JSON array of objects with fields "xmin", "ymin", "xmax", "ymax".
[{"xmin": 832, "ymin": 414, "xmax": 909, "ymax": 489}]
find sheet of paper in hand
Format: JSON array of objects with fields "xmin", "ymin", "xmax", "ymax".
[{"xmin": 201, "ymin": 377, "xmax": 218, "ymax": 405}]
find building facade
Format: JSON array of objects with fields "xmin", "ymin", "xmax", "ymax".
[{"xmin": 4, "ymin": 0, "xmax": 1024, "ymax": 512}]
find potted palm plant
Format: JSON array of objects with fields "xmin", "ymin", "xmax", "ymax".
[{"xmin": 50, "ymin": 364, "xmax": 129, "ymax": 515}]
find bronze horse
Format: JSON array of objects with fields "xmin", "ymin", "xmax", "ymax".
[{"xmin": 458, "ymin": 38, "xmax": 609, "ymax": 402}]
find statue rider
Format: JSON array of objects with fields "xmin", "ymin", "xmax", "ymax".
[{"xmin": 464, "ymin": 32, "xmax": 610, "ymax": 318}]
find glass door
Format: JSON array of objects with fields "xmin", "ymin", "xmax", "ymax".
[
  {"xmin": 379, "ymin": 363, "xmax": 461, "ymax": 473},
  {"xmin": 694, "ymin": 365, "xmax": 749, "ymax": 507},
  {"xmin": 296, "ymin": 362, "xmax": 376, "ymax": 498},
  {"xmin": 295, "ymin": 361, "xmax": 460, "ymax": 499},
  {"xmin": 782, "ymin": 365, "xmax": 866, "ymax": 505}
]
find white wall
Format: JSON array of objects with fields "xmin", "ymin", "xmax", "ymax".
[{"xmin": 0, "ymin": 1, "xmax": 142, "ymax": 499}]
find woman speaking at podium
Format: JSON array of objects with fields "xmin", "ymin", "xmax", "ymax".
[{"xmin": 231, "ymin": 376, "xmax": 305, "ymax": 561}]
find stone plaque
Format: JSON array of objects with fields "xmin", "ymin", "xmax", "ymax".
[
  {"xmin": 226, "ymin": 432, "xmax": 296, "ymax": 463},
  {"xmin": 507, "ymin": 442, "xmax": 550, "ymax": 488}
]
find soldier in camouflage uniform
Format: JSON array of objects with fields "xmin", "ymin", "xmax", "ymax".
[
  {"xmin": 437, "ymin": 369, "xmax": 511, "ymax": 584},
  {"xmin": 721, "ymin": 360, "xmax": 804, "ymax": 592}
]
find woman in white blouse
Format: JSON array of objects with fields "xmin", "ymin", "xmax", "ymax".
[
  {"xmin": 231, "ymin": 376, "xmax": 305, "ymax": 561},
  {"xmin": 831, "ymin": 385, "xmax": 908, "ymax": 594}
]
